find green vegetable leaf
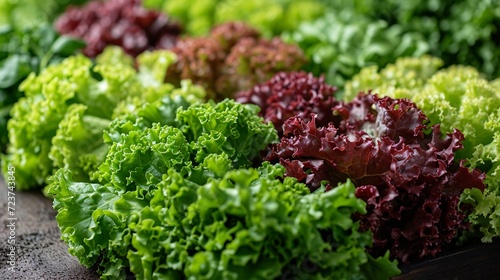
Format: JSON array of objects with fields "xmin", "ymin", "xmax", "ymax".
[
  {"xmin": 1, "ymin": 47, "xmax": 187, "ymax": 190},
  {"xmin": 49, "ymin": 36, "xmax": 87, "ymax": 56},
  {"xmin": 0, "ymin": 54, "xmax": 33, "ymax": 88}
]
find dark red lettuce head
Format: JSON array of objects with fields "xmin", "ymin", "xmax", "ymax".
[
  {"xmin": 265, "ymin": 92, "xmax": 485, "ymax": 262},
  {"xmin": 55, "ymin": 0, "xmax": 182, "ymax": 57},
  {"xmin": 236, "ymin": 71, "xmax": 338, "ymax": 136}
]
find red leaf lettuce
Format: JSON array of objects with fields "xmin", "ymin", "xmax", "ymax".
[{"xmin": 265, "ymin": 93, "xmax": 485, "ymax": 262}]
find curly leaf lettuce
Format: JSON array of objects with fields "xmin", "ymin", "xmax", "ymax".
[
  {"xmin": 176, "ymin": 99, "xmax": 277, "ymax": 167},
  {"xmin": 50, "ymin": 164, "xmax": 399, "ymax": 279},
  {"xmin": 282, "ymin": 9, "xmax": 429, "ymax": 88},
  {"xmin": 49, "ymin": 104, "xmax": 110, "ymax": 182},
  {"xmin": 1, "ymin": 47, "xmax": 194, "ymax": 190},
  {"xmin": 345, "ymin": 57, "xmax": 500, "ymax": 243},
  {"xmin": 96, "ymin": 99, "xmax": 276, "ymax": 192},
  {"xmin": 48, "ymin": 97, "xmax": 398, "ymax": 279},
  {"xmin": 344, "ymin": 55, "xmax": 444, "ymax": 102},
  {"xmin": 264, "ymin": 93, "xmax": 485, "ymax": 262}
]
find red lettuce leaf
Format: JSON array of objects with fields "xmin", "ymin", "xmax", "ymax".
[
  {"xmin": 236, "ymin": 71, "xmax": 339, "ymax": 136},
  {"xmin": 265, "ymin": 93, "xmax": 485, "ymax": 262}
]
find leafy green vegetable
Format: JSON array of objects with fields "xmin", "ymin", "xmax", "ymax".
[
  {"xmin": 0, "ymin": 0, "xmax": 88, "ymax": 29},
  {"xmin": 282, "ymin": 9, "xmax": 429, "ymax": 88},
  {"xmin": 323, "ymin": 0, "xmax": 500, "ymax": 80},
  {"xmin": 49, "ymin": 97, "xmax": 398, "ymax": 278},
  {"xmin": 145, "ymin": 0, "xmax": 327, "ymax": 37},
  {"xmin": 344, "ymin": 56, "xmax": 500, "ymax": 243},
  {"xmin": 0, "ymin": 23, "xmax": 85, "ymax": 151},
  {"xmin": 1, "ymin": 47, "xmax": 205, "ymax": 190},
  {"xmin": 344, "ymin": 55, "xmax": 444, "ymax": 101},
  {"xmin": 379, "ymin": 0, "xmax": 500, "ymax": 80}
]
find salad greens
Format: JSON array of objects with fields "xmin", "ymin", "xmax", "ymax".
[
  {"xmin": 345, "ymin": 56, "xmax": 500, "ymax": 243},
  {"xmin": 239, "ymin": 70, "xmax": 486, "ymax": 262},
  {"xmin": 0, "ymin": 0, "xmax": 88, "ymax": 29},
  {"xmin": 282, "ymin": 9, "xmax": 428, "ymax": 87},
  {"xmin": 0, "ymin": 1, "xmax": 498, "ymax": 278},
  {"xmin": 48, "ymin": 98, "xmax": 399, "ymax": 279},
  {"xmin": 1, "ymin": 47, "xmax": 206, "ymax": 190},
  {"xmin": 0, "ymin": 23, "xmax": 85, "ymax": 151},
  {"xmin": 144, "ymin": 0, "xmax": 326, "ymax": 37}
]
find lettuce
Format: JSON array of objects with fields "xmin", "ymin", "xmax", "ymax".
[
  {"xmin": 165, "ymin": 22, "xmax": 305, "ymax": 100},
  {"xmin": 345, "ymin": 57, "xmax": 500, "ymax": 242},
  {"xmin": 236, "ymin": 71, "xmax": 339, "ymax": 137},
  {"xmin": 0, "ymin": 23, "xmax": 85, "ymax": 151},
  {"xmin": 145, "ymin": 0, "xmax": 326, "ymax": 37},
  {"xmin": 372, "ymin": 0, "xmax": 500, "ymax": 79},
  {"xmin": 1, "ymin": 47, "xmax": 206, "ymax": 190},
  {"xmin": 344, "ymin": 56, "xmax": 444, "ymax": 102},
  {"xmin": 282, "ymin": 9, "xmax": 429, "ymax": 87},
  {"xmin": 0, "ymin": 0, "xmax": 88, "ymax": 29},
  {"xmin": 262, "ymin": 92, "xmax": 485, "ymax": 262},
  {"xmin": 98, "ymin": 99, "xmax": 277, "ymax": 189},
  {"xmin": 48, "ymin": 98, "xmax": 399, "ymax": 279},
  {"xmin": 51, "ymin": 164, "xmax": 400, "ymax": 279}
]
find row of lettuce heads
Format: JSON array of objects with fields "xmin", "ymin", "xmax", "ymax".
[{"xmin": 1, "ymin": 0, "xmax": 500, "ymax": 279}]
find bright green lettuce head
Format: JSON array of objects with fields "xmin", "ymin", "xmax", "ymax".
[
  {"xmin": 176, "ymin": 99, "xmax": 278, "ymax": 168},
  {"xmin": 1, "ymin": 47, "xmax": 205, "ymax": 190},
  {"xmin": 96, "ymin": 97, "xmax": 277, "ymax": 191},
  {"xmin": 414, "ymin": 66, "xmax": 498, "ymax": 158},
  {"xmin": 50, "ymin": 161, "xmax": 399, "ymax": 279},
  {"xmin": 50, "ymin": 164, "xmax": 401, "ymax": 279}
]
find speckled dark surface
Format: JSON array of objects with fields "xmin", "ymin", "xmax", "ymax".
[{"xmin": 0, "ymin": 176, "xmax": 99, "ymax": 280}]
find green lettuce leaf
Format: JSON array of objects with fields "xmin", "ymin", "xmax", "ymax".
[
  {"xmin": 282, "ymin": 10, "xmax": 429, "ymax": 88},
  {"xmin": 176, "ymin": 99, "xmax": 277, "ymax": 168},
  {"xmin": 49, "ymin": 104, "xmax": 110, "ymax": 182},
  {"xmin": 1, "ymin": 47, "xmax": 197, "ymax": 190},
  {"xmin": 50, "ymin": 162, "xmax": 399, "ymax": 279},
  {"xmin": 145, "ymin": 0, "xmax": 326, "ymax": 37}
]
